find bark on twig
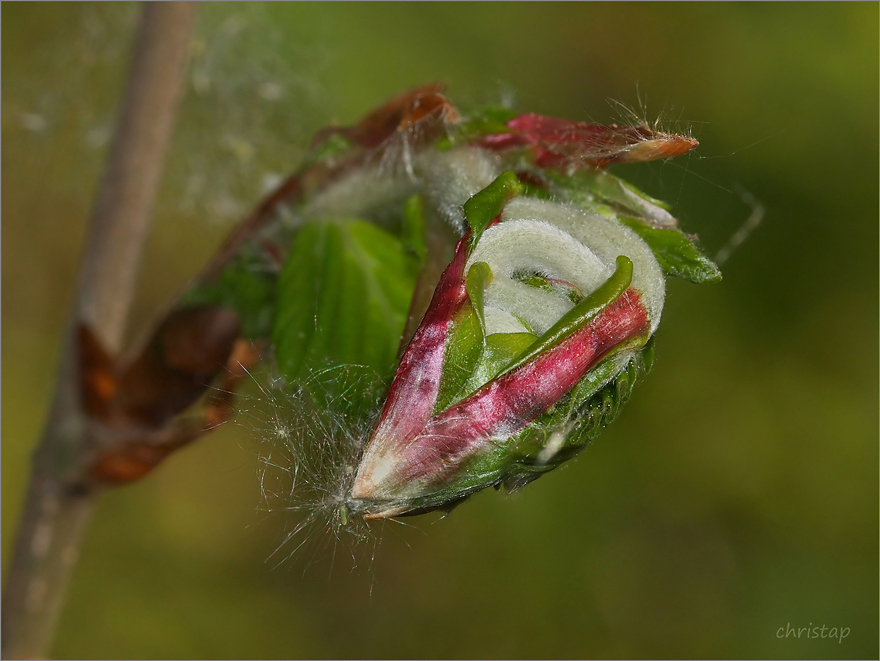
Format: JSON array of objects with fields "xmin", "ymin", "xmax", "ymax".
[{"xmin": 1, "ymin": 4, "xmax": 198, "ymax": 658}]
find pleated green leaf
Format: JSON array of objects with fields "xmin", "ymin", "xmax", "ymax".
[{"xmin": 273, "ymin": 219, "xmax": 420, "ymax": 388}]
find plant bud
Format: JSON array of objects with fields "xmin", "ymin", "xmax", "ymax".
[
  {"xmin": 163, "ymin": 86, "xmax": 717, "ymax": 524},
  {"xmin": 349, "ymin": 160, "xmax": 691, "ymax": 518}
]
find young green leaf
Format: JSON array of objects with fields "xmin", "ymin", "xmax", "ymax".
[
  {"xmin": 619, "ymin": 216, "xmax": 722, "ymax": 284},
  {"xmin": 432, "ymin": 261, "xmax": 494, "ymax": 413},
  {"xmin": 463, "ymin": 171, "xmax": 525, "ymax": 252},
  {"xmin": 464, "ymin": 261, "xmax": 493, "ymax": 334},
  {"xmin": 549, "ymin": 168, "xmax": 678, "ymax": 227},
  {"xmin": 432, "ymin": 299, "xmax": 485, "ymax": 414},
  {"xmin": 272, "ymin": 219, "xmax": 420, "ymax": 391}
]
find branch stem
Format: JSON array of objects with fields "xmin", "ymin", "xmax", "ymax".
[{"xmin": 1, "ymin": 4, "xmax": 197, "ymax": 658}]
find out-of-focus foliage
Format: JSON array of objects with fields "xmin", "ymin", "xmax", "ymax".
[{"xmin": 2, "ymin": 3, "xmax": 877, "ymax": 659}]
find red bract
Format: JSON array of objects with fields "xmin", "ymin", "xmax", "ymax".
[
  {"xmin": 350, "ymin": 232, "xmax": 471, "ymax": 501},
  {"xmin": 477, "ymin": 113, "xmax": 698, "ymax": 168}
]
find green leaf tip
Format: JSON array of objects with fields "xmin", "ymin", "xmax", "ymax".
[
  {"xmin": 465, "ymin": 261, "xmax": 493, "ymax": 333},
  {"xmin": 619, "ymin": 217, "xmax": 722, "ymax": 284},
  {"xmin": 463, "ymin": 171, "xmax": 525, "ymax": 252}
]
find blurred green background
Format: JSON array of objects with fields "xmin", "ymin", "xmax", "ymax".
[{"xmin": 3, "ymin": 2, "xmax": 877, "ymax": 659}]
